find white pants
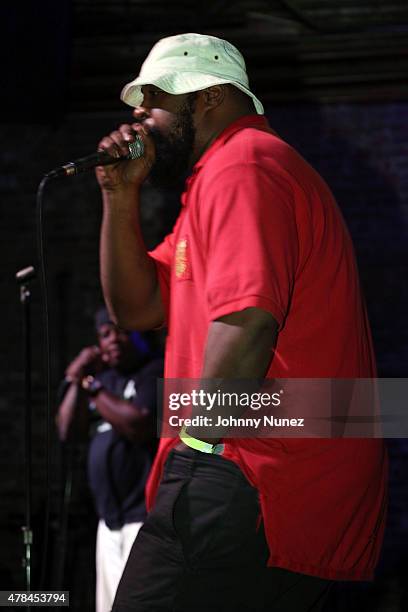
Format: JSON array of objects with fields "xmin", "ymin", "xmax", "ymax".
[{"xmin": 95, "ymin": 519, "xmax": 143, "ymax": 612}]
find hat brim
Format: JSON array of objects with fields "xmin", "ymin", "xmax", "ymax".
[{"xmin": 120, "ymin": 71, "xmax": 264, "ymax": 115}]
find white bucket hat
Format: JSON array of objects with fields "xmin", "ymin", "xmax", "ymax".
[{"xmin": 121, "ymin": 33, "xmax": 264, "ymax": 115}]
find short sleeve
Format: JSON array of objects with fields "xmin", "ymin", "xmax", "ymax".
[
  {"xmin": 200, "ymin": 162, "xmax": 298, "ymax": 328},
  {"xmin": 148, "ymin": 233, "xmax": 174, "ymax": 325}
]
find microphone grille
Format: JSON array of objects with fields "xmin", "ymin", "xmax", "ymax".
[{"xmin": 128, "ymin": 136, "xmax": 144, "ymax": 159}]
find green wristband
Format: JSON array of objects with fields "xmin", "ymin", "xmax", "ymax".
[{"xmin": 179, "ymin": 425, "xmax": 224, "ymax": 455}]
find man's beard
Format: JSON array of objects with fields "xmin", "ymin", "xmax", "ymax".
[{"xmin": 148, "ymin": 94, "xmax": 197, "ymax": 189}]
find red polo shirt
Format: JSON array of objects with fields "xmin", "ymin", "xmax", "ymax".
[{"xmin": 147, "ymin": 115, "xmax": 387, "ymax": 581}]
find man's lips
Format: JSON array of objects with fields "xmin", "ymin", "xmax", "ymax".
[{"xmin": 141, "ymin": 118, "xmax": 154, "ymax": 132}]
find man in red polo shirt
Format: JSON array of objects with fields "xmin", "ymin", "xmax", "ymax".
[{"xmin": 97, "ymin": 33, "xmax": 387, "ymax": 612}]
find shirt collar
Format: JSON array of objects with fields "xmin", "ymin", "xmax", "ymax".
[
  {"xmin": 181, "ymin": 115, "xmax": 274, "ymax": 206},
  {"xmin": 194, "ymin": 114, "xmax": 274, "ymax": 171}
]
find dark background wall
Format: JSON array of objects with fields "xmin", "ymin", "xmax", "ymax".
[{"xmin": 0, "ymin": 1, "xmax": 407, "ymax": 610}]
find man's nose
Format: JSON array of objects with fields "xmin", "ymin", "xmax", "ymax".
[{"xmin": 132, "ymin": 106, "xmax": 150, "ymax": 121}]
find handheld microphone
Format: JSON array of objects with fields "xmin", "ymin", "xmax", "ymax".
[{"xmin": 45, "ymin": 136, "xmax": 144, "ymax": 179}]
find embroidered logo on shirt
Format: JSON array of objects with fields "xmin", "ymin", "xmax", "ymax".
[
  {"xmin": 97, "ymin": 422, "xmax": 112, "ymax": 433},
  {"xmin": 175, "ymin": 237, "xmax": 191, "ymax": 279},
  {"xmin": 123, "ymin": 379, "xmax": 137, "ymax": 400}
]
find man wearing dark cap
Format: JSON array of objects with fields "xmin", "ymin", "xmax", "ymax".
[
  {"xmin": 96, "ymin": 33, "xmax": 387, "ymax": 612},
  {"xmin": 56, "ymin": 307, "xmax": 163, "ymax": 612}
]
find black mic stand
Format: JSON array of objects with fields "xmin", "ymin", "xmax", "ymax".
[{"xmin": 16, "ymin": 265, "xmax": 36, "ymax": 594}]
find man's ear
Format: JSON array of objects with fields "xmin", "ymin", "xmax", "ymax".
[{"xmin": 201, "ymin": 85, "xmax": 225, "ymax": 110}]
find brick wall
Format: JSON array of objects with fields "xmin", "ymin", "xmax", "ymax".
[{"xmin": 0, "ymin": 102, "xmax": 407, "ymax": 608}]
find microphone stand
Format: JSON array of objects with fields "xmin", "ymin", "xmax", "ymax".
[{"xmin": 16, "ymin": 265, "xmax": 36, "ymax": 595}]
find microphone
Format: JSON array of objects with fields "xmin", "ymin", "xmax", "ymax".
[{"xmin": 45, "ymin": 136, "xmax": 144, "ymax": 179}]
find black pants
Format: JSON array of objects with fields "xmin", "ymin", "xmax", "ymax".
[{"xmin": 112, "ymin": 447, "xmax": 332, "ymax": 612}]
